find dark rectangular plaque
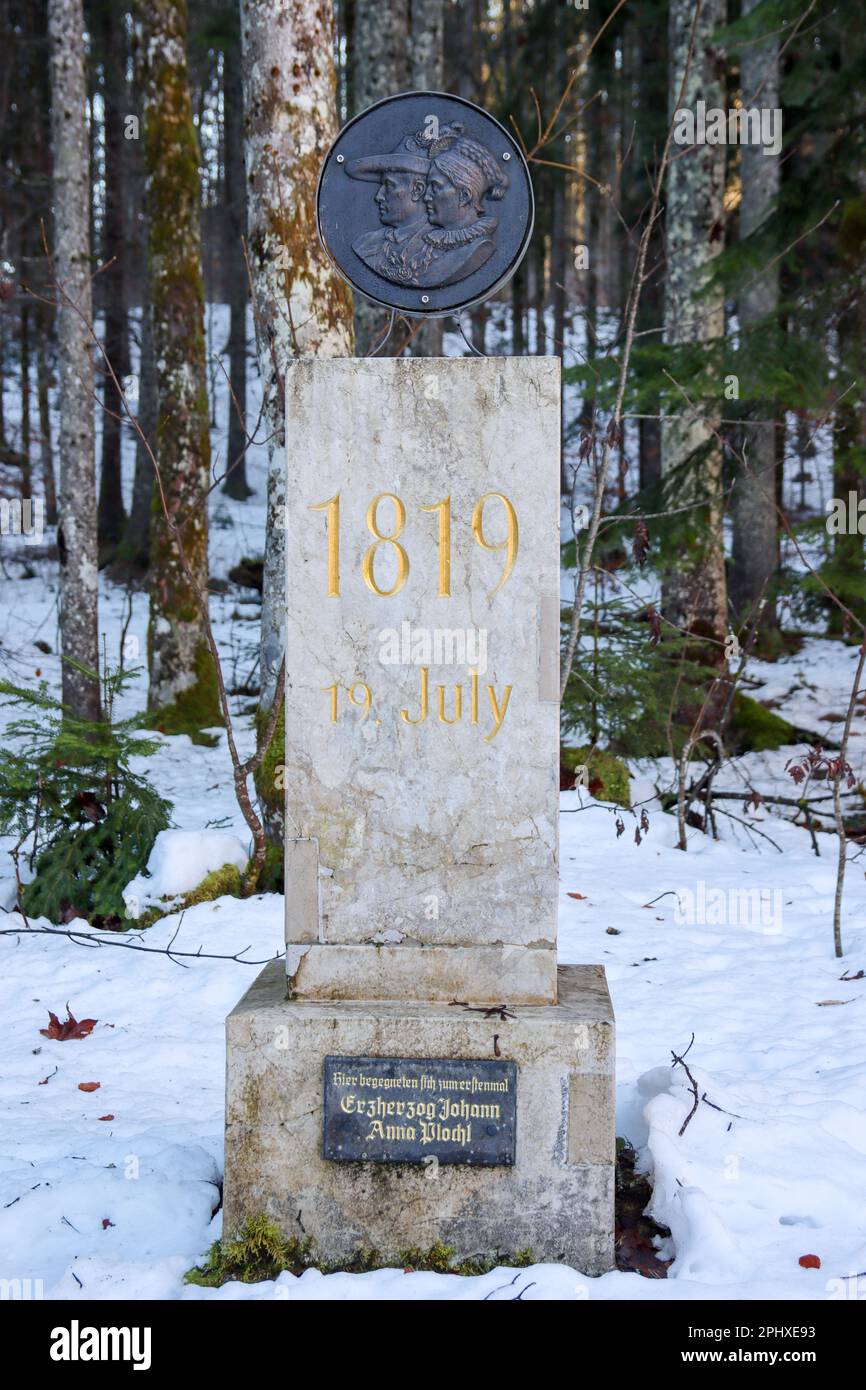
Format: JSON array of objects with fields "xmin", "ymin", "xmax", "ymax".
[{"xmin": 323, "ymin": 1055, "xmax": 517, "ymax": 1166}]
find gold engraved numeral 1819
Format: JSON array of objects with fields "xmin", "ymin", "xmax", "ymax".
[
  {"xmin": 308, "ymin": 490, "xmax": 518, "ymax": 598},
  {"xmin": 472, "ymin": 492, "xmax": 519, "ymax": 597},
  {"xmin": 362, "ymin": 492, "xmax": 409, "ymax": 597},
  {"xmin": 419, "ymin": 495, "xmax": 451, "ymax": 597},
  {"xmin": 308, "ymin": 492, "xmax": 340, "ymax": 596}
]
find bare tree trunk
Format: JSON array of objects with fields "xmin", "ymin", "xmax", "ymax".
[
  {"xmin": 139, "ymin": 0, "xmax": 221, "ymax": 734},
  {"xmin": 662, "ymin": 0, "xmax": 728, "ymax": 669},
  {"xmin": 240, "ymin": 0, "xmax": 354, "ymax": 837},
  {"xmin": 352, "ymin": 0, "xmax": 409, "ymax": 356},
  {"xmin": 222, "ymin": 30, "xmax": 251, "ymax": 500},
  {"xmin": 121, "ymin": 302, "xmax": 155, "ymax": 571},
  {"xmin": 411, "ymin": 0, "xmax": 443, "ymax": 90},
  {"xmin": 36, "ymin": 311, "xmax": 57, "ymax": 524},
  {"xmin": 19, "ymin": 301, "xmax": 31, "ymax": 494},
  {"xmin": 730, "ymin": 0, "xmax": 780, "ymax": 641},
  {"xmin": 117, "ymin": 29, "xmax": 151, "ymax": 574},
  {"xmin": 512, "ymin": 259, "xmax": 526, "ymax": 355},
  {"xmin": 409, "ymin": 0, "xmax": 444, "ymax": 358},
  {"xmin": 0, "ymin": 316, "xmax": 5, "ymax": 449},
  {"xmin": 97, "ymin": 0, "xmax": 129, "ymax": 561},
  {"xmin": 48, "ymin": 0, "xmax": 100, "ymax": 722},
  {"xmin": 533, "ymin": 240, "xmax": 546, "ymax": 354},
  {"xmin": 830, "ymin": 301, "xmax": 866, "ymax": 635},
  {"xmin": 627, "ymin": 8, "xmax": 665, "ymax": 494},
  {"xmin": 453, "ymin": 0, "xmax": 477, "ymax": 102}
]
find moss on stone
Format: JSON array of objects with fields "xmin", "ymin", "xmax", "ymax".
[
  {"xmin": 185, "ymin": 1214, "xmax": 313, "ymax": 1287},
  {"xmin": 182, "ymin": 863, "xmax": 244, "ymax": 907},
  {"xmin": 184, "ymin": 1216, "xmax": 535, "ymax": 1285},
  {"xmin": 727, "ymin": 692, "xmax": 794, "ymax": 754},
  {"xmin": 562, "ymin": 745, "xmax": 632, "ymax": 807},
  {"xmin": 145, "ymin": 642, "xmax": 223, "ymax": 743},
  {"xmin": 123, "ymin": 860, "xmax": 245, "ymax": 932}
]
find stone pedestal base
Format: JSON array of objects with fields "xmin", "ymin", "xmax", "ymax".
[{"xmin": 223, "ymin": 960, "xmax": 615, "ymax": 1274}]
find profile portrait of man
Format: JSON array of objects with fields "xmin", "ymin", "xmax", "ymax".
[{"xmin": 346, "ymin": 133, "xmax": 435, "ymax": 286}]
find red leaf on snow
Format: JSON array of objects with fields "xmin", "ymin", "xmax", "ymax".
[
  {"xmin": 78, "ymin": 1081, "xmax": 101, "ymax": 1093},
  {"xmin": 40, "ymin": 1007, "xmax": 97, "ymax": 1041},
  {"xmin": 567, "ymin": 892, "xmax": 587, "ymax": 900},
  {"xmin": 102, "ymin": 1219, "xmax": 115, "ymax": 1230},
  {"xmin": 98, "ymin": 1114, "xmax": 114, "ymax": 1121},
  {"xmin": 799, "ymin": 1254, "xmax": 821, "ymax": 1269}
]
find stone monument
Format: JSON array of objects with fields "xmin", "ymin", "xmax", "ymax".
[{"xmin": 223, "ymin": 93, "xmax": 615, "ymax": 1274}]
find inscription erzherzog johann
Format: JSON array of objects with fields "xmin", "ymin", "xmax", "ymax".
[{"xmin": 323, "ymin": 1055, "xmax": 517, "ymax": 1166}]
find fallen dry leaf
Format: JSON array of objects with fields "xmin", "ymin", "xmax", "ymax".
[
  {"xmin": 567, "ymin": 891, "xmax": 587, "ymax": 900},
  {"xmin": 78, "ymin": 1081, "xmax": 101, "ymax": 1093},
  {"xmin": 97, "ymin": 1114, "xmax": 114, "ymax": 1121},
  {"xmin": 799, "ymin": 1253, "xmax": 821, "ymax": 1269},
  {"xmin": 40, "ymin": 1007, "xmax": 97, "ymax": 1042}
]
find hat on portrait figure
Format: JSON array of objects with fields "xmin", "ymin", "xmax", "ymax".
[
  {"xmin": 345, "ymin": 134, "xmax": 435, "ymax": 287},
  {"xmin": 415, "ymin": 125, "xmax": 509, "ymax": 288}
]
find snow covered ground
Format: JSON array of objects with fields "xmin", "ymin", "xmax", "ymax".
[
  {"xmin": 1, "ymin": 308, "xmax": 864, "ymax": 1301},
  {"xmin": 1, "ymin": 623, "xmax": 863, "ymax": 1301}
]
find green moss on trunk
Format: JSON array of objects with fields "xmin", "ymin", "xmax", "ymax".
[
  {"xmin": 254, "ymin": 697, "xmax": 285, "ymax": 841},
  {"xmin": 141, "ymin": 0, "xmax": 218, "ymax": 734},
  {"xmin": 145, "ymin": 640, "xmax": 222, "ymax": 741}
]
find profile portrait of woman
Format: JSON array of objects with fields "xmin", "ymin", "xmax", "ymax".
[{"xmin": 417, "ymin": 125, "xmax": 510, "ymax": 288}]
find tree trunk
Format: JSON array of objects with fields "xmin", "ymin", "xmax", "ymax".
[
  {"xmin": 48, "ymin": 0, "xmax": 100, "ymax": 722},
  {"xmin": 122, "ymin": 303, "xmax": 156, "ymax": 571},
  {"xmin": 116, "ymin": 23, "xmax": 151, "ymax": 574},
  {"xmin": 97, "ymin": 0, "xmax": 129, "ymax": 561},
  {"xmin": 352, "ymin": 0, "xmax": 409, "ymax": 356},
  {"xmin": 36, "ymin": 312, "xmax": 58, "ymax": 524},
  {"xmin": 829, "ymin": 299, "xmax": 866, "ymax": 635},
  {"xmin": 454, "ymin": 0, "xmax": 477, "ymax": 103},
  {"xmin": 240, "ymin": 0, "xmax": 354, "ymax": 838},
  {"xmin": 729, "ymin": 0, "xmax": 780, "ymax": 642},
  {"xmin": 140, "ymin": 0, "xmax": 221, "ymax": 734},
  {"xmin": 627, "ymin": 7, "xmax": 665, "ymax": 494},
  {"xmin": 512, "ymin": 258, "xmax": 525, "ymax": 355},
  {"xmin": 19, "ymin": 301, "xmax": 31, "ymax": 494},
  {"xmin": 0, "ymin": 316, "xmax": 6, "ymax": 449},
  {"xmin": 662, "ymin": 0, "xmax": 728, "ymax": 670},
  {"xmin": 409, "ymin": 0, "xmax": 444, "ymax": 358},
  {"xmin": 533, "ymin": 240, "xmax": 546, "ymax": 354},
  {"xmin": 222, "ymin": 31, "xmax": 251, "ymax": 500}
]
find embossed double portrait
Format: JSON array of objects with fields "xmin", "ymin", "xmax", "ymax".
[{"xmin": 317, "ymin": 93, "xmax": 534, "ymax": 317}]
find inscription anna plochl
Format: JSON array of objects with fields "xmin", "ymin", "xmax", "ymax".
[{"xmin": 323, "ymin": 1055, "xmax": 517, "ymax": 1166}]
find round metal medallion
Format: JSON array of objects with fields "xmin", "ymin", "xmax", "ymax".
[{"xmin": 317, "ymin": 91, "xmax": 534, "ymax": 318}]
